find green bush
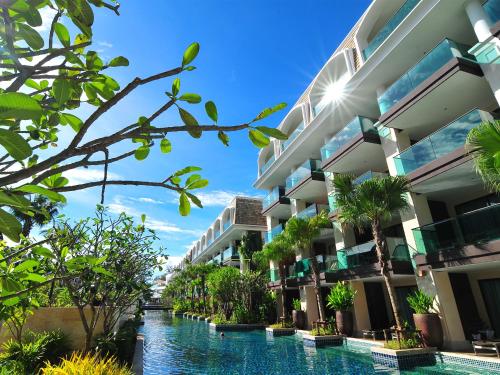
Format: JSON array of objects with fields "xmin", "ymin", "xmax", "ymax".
[
  {"xmin": 172, "ymin": 299, "xmax": 190, "ymax": 313},
  {"xmin": 269, "ymin": 321, "xmax": 294, "ymax": 329},
  {"xmin": 326, "ymin": 282, "xmax": 356, "ymax": 311},
  {"xmin": 41, "ymin": 352, "xmax": 133, "ymax": 375},
  {"xmin": 310, "ymin": 325, "xmax": 336, "ymax": 336},
  {"xmin": 407, "ymin": 290, "xmax": 434, "ymax": 314},
  {"xmin": 384, "ymin": 338, "xmax": 420, "ymax": 350},
  {"xmin": 0, "ymin": 330, "xmax": 70, "ymax": 374},
  {"xmin": 95, "ymin": 319, "xmax": 139, "ymax": 365},
  {"xmin": 292, "ymin": 298, "xmax": 302, "ymax": 311},
  {"xmin": 232, "ymin": 304, "xmax": 253, "ymax": 324}
]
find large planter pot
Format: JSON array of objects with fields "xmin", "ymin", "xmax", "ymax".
[
  {"xmin": 336, "ymin": 310, "xmax": 353, "ymax": 337},
  {"xmin": 413, "ymin": 313, "xmax": 443, "ymax": 349},
  {"xmin": 292, "ymin": 310, "xmax": 306, "ymax": 330}
]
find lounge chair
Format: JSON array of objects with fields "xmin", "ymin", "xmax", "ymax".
[{"xmin": 472, "ymin": 340, "xmax": 500, "ymax": 358}]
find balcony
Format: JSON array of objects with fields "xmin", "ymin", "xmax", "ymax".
[
  {"xmin": 285, "ymin": 160, "xmax": 326, "ymax": 200},
  {"xmin": 259, "ymin": 155, "xmax": 275, "ymax": 176},
  {"xmin": 207, "ymin": 238, "xmax": 213, "ymax": 247},
  {"xmin": 353, "ymin": 171, "xmax": 388, "ymax": 184},
  {"xmin": 412, "ymin": 205, "xmax": 500, "ymax": 256},
  {"xmin": 484, "ymin": 0, "xmax": 500, "ymax": 25},
  {"xmin": 212, "ymin": 253, "xmax": 222, "ymax": 265},
  {"xmin": 290, "ymin": 259, "xmax": 311, "ymax": 278},
  {"xmin": 270, "ymin": 268, "xmax": 280, "ymax": 282},
  {"xmin": 296, "ymin": 204, "xmax": 330, "ymax": 220},
  {"xmin": 362, "ymin": 0, "xmax": 421, "ymax": 61},
  {"xmin": 319, "ymin": 255, "xmax": 338, "ymax": 273},
  {"xmin": 222, "ymin": 246, "xmax": 239, "ymax": 264},
  {"xmin": 320, "ymin": 117, "xmax": 384, "ymax": 175},
  {"xmin": 393, "ymin": 109, "xmax": 490, "ymax": 176},
  {"xmin": 214, "ymin": 230, "xmax": 220, "ymax": 239},
  {"xmin": 281, "ymin": 122, "xmax": 304, "ymax": 152},
  {"xmin": 264, "ymin": 223, "xmax": 284, "ymax": 244},
  {"xmin": 378, "ymin": 39, "xmax": 477, "ymax": 115},
  {"xmin": 223, "ymin": 220, "xmax": 231, "ymax": 232},
  {"xmin": 262, "ymin": 186, "xmax": 291, "ymax": 218}
]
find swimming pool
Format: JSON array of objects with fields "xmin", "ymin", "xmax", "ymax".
[{"xmin": 140, "ymin": 311, "xmax": 495, "ymax": 374}]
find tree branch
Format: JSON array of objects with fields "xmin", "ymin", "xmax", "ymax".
[{"xmin": 53, "ymin": 180, "xmax": 182, "ymax": 193}]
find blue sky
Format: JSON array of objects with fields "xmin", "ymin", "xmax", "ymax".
[{"xmin": 56, "ymin": 0, "xmax": 371, "ymax": 266}]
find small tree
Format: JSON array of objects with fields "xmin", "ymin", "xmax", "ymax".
[
  {"xmin": 207, "ymin": 266, "xmax": 240, "ymax": 320},
  {"xmin": 466, "ymin": 120, "xmax": 500, "ymax": 192},
  {"xmin": 238, "ymin": 232, "xmax": 263, "ymax": 271},
  {"xmin": 261, "ymin": 233, "xmax": 294, "ymax": 318},
  {"xmin": 285, "ymin": 211, "xmax": 331, "ymax": 322},
  {"xmin": 332, "ymin": 174, "xmax": 410, "ymax": 329}
]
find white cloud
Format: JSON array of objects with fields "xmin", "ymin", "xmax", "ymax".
[
  {"xmin": 133, "ymin": 197, "xmax": 164, "ymax": 204},
  {"xmin": 64, "ymin": 168, "xmax": 122, "ymax": 185},
  {"xmin": 97, "ymin": 41, "xmax": 113, "ymax": 48},
  {"xmin": 35, "ymin": 7, "xmax": 58, "ymax": 33}
]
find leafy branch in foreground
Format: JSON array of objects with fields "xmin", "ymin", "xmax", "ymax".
[{"xmin": 0, "ymin": 0, "xmax": 288, "ymax": 241}]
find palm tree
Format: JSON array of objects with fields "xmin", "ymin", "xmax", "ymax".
[
  {"xmin": 332, "ymin": 174, "xmax": 410, "ymax": 329},
  {"xmin": 285, "ymin": 210, "xmax": 331, "ymax": 322},
  {"xmin": 12, "ymin": 195, "xmax": 62, "ymax": 237},
  {"xmin": 466, "ymin": 120, "xmax": 500, "ymax": 192},
  {"xmin": 261, "ymin": 233, "xmax": 295, "ymax": 319}
]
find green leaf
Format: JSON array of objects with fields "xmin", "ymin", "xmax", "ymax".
[
  {"xmin": 52, "ymin": 79, "xmax": 73, "ymax": 107},
  {"xmin": 67, "ymin": 0, "xmax": 94, "ymax": 36},
  {"xmin": 0, "ymin": 128, "xmax": 32, "ymax": 161},
  {"xmin": 85, "ymin": 51, "xmax": 103, "ymax": 71},
  {"xmin": 32, "ymin": 246, "xmax": 55, "ymax": 259},
  {"xmin": 172, "ymin": 78, "xmax": 180, "ymax": 97},
  {"xmin": 185, "ymin": 174, "xmax": 201, "ymax": 186},
  {"xmin": 0, "ymin": 92, "xmax": 42, "ymax": 120},
  {"xmin": 179, "ymin": 93, "xmax": 201, "ymax": 104},
  {"xmin": 92, "ymin": 266, "xmax": 114, "ymax": 277},
  {"xmin": 135, "ymin": 145, "xmax": 150, "ymax": 160},
  {"xmin": 178, "ymin": 108, "xmax": 201, "ymax": 138},
  {"xmin": 61, "ymin": 246, "xmax": 69, "ymax": 259},
  {"xmin": 108, "ymin": 56, "xmax": 129, "ymax": 67},
  {"xmin": 60, "ymin": 113, "xmax": 83, "ymax": 132},
  {"xmin": 141, "ymin": 214, "xmax": 146, "ymax": 223},
  {"xmin": 174, "ymin": 166, "xmax": 202, "ymax": 177},
  {"xmin": 217, "ymin": 131, "xmax": 229, "ymax": 146},
  {"xmin": 182, "ymin": 42, "xmax": 200, "ymax": 67},
  {"xmin": 186, "ymin": 192, "xmax": 203, "ymax": 208},
  {"xmin": 256, "ymin": 126, "xmax": 288, "ymax": 140},
  {"xmin": 248, "ymin": 129, "xmax": 270, "ymax": 148},
  {"xmin": 15, "ymin": 185, "xmax": 67, "ymax": 203},
  {"xmin": 14, "ymin": 259, "xmax": 39, "ymax": 273},
  {"xmin": 205, "ymin": 101, "xmax": 218, "ymax": 123},
  {"xmin": 0, "ymin": 190, "xmax": 31, "ymax": 209},
  {"xmin": 252, "ymin": 103, "xmax": 287, "ymax": 122},
  {"xmin": 23, "ymin": 273, "xmax": 46, "ymax": 283},
  {"xmin": 54, "ymin": 22, "xmax": 70, "ymax": 47},
  {"xmin": 42, "ymin": 174, "xmax": 69, "ymax": 189},
  {"xmin": 0, "ymin": 208, "xmax": 22, "ymax": 242},
  {"xmin": 0, "ymin": 277, "xmax": 23, "ymax": 292},
  {"xmin": 187, "ymin": 179, "xmax": 208, "ymax": 190},
  {"xmin": 25, "ymin": 79, "xmax": 40, "ymax": 90},
  {"xmin": 17, "ymin": 23, "xmax": 44, "ymax": 50},
  {"xmin": 179, "ymin": 192, "xmax": 190, "ymax": 216},
  {"xmin": 160, "ymin": 138, "xmax": 172, "ymax": 153},
  {"xmin": 3, "ymin": 297, "xmax": 20, "ymax": 307}
]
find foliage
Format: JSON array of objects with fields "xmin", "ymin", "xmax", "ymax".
[
  {"xmin": 326, "ymin": 283, "xmax": 356, "ymax": 311},
  {"xmin": 96, "ymin": 319, "xmax": 139, "ymax": 364},
  {"xmin": 384, "ymin": 337, "xmax": 420, "ymax": 350},
  {"xmin": 172, "ymin": 298, "xmax": 190, "ymax": 313},
  {"xmin": 292, "ymin": 298, "xmax": 302, "ymax": 312},
  {"xmin": 231, "ymin": 304, "xmax": 253, "ymax": 324},
  {"xmin": 407, "ymin": 290, "xmax": 435, "ymax": 314},
  {"xmin": 0, "ymin": 330, "xmax": 70, "ymax": 374},
  {"xmin": 207, "ymin": 267, "xmax": 240, "ymax": 320},
  {"xmin": 310, "ymin": 324, "xmax": 336, "ymax": 336},
  {"xmin": 269, "ymin": 321, "xmax": 294, "ymax": 329},
  {"xmin": 41, "ymin": 352, "xmax": 133, "ymax": 375},
  {"xmin": 238, "ymin": 232, "xmax": 263, "ymax": 270},
  {"xmin": 466, "ymin": 120, "xmax": 500, "ymax": 192},
  {"xmin": 0, "ymin": 0, "xmax": 287, "ymax": 245}
]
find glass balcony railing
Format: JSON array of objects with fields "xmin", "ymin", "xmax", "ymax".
[
  {"xmin": 264, "ymin": 223, "xmax": 284, "ymax": 244},
  {"xmin": 319, "ymin": 255, "xmax": 339, "ymax": 272},
  {"xmin": 320, "ymin": 117, "xmax": 378, "ymax": 161},
  {"xmin": 281, "ymin": 122, "xmax": 305, "ymax": 151},
  {"xmin": 378, "ymin": 39, "xmax": 476, "ymax": 114},
  {"xmin": 328, "ymin": 191, "xmax": 337, "ymax": 212},
  {"xmin": 259, "ymin": 155, "xmax": 275, "ymax": 176},
  {"xmin": 263, "ymin": 186, "xmax": 282, "ymax": 210},
  {"xmin": 394, "ymin": 109, "xmax": 488, "ymax": 175},
  {"xmin": 207, "ymin": 238, "xmax": 213, "ymax": 246},
  {"xmin": 296, "ymin": 204, "xmax": 329, "ymax": 220},
  {"xmin": 223, "ymin": 220, "xmax": 231, "ymax": 231},
  {"xmin": 213, "ymin": 254, "xmax": 222, "ymax": 265},
  {"xmin": 214, "ymin": 230, "xmax": 220, "ymax": 239},
  {"xmin": 285, "ymin": 160, "xmax": 322, "ymax": 190},
  {"xmin": 294, "ymin": 259, "xmax": 311, "ymax": 278},
  {"xmin": 270, "ymin": 268, "xmax": 280, "ymax": 282},
  {"xmin": 336, "ymin": 237, "xmax": 411, "ymax": 269},
  {"xmin": 484, "ymin": 0, "xmax": 500, "ymax": 25},
  {"xmin": 362, "ymin": 0, "xmax": 421, "ymax": 60},
  {"xmin": 412, "ymin": 204, "xmax": 500, "ymax": 255},
  {"xmin": 353, "ymin": 171, "xmax": 388, "ymax": 185},
  {"xmin": 222, "ymin": 246, "xmax": 239, "ymax": 262}
]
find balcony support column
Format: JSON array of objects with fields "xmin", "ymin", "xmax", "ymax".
[
  {"xmin": 379, "ymin": 127, "xmax": 411, "ymax": 177},
  {"xmin": 291, "ymin": 199, "xmax": 307, "ymax": 217},
  {"xmin": 416, "ymin": 269, "xmax": 469, "ymax": 350},
  {"xmin": 302, "ymin": 285, "xmax": 319, "ymax": 329},
  {"xmin": 465, "ymin": 0, "xmax": 500, "ymax": 106},
  {"xmin": 400, "ymin": 193, "xmax": 433, "ymax": 253},
  {"xmin": 350, "ymin": 280, "xmax": 371, "ymax": 336}
]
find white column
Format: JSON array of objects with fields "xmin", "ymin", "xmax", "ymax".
[{"xmin": 465, "ymin": 0, "xmax": 493, "ymax": 43}]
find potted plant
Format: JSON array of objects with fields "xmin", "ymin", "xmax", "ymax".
[
  {"xmin": 291, "ymin": 298, "xmax": 305, "ymax": 329},
  {"xmin": 407, "ymin": 290, "xmax": 443, "ymax": 349},
  {"xmin": 326, "ymin": 282, "xmax": 356, "ymax": 336}
]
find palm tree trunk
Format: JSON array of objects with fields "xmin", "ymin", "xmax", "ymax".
[
  {"xmin": 310, "ymin": 256, "xmax": 326, "ymax": 322},
  {"xmin": 278, "ymin": 262, "xmax": 287, "ymax": 318},
  {"xmin": 372, "ymin": 220, "xmax": 402, "ymax": 329},
  {"xmin": 202, "ymin": 276, "xmax": 207, "ymax": 314}
]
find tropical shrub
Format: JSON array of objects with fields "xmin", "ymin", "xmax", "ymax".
[
  {"xmin": 269, "ymin": 321, "xmax": 294, "ymax": 329},
  {"xmin": 384, "ymin": 337, "xmax": 420, "ymax": 350},
  {"xmin": 292, "ymin": 298, "xmax": 302, "ymax": 311},
  {"xmin": 232, "ymin": 304, "xmax": 252, "ymax": 324},
  {"xmin": 172, "ymin": 299, "xmax": 190, "ymax": 313},
  {"xmin": 95, "ymin": 319, "xmax": 139, "ymax": 364},
  {"xmin": 407, "ymin": 290, "xmax": 434, "ymax": 314},
  {"xmin": 207, "ymin": 267, "xmax": 241, "ymax": 320},
  {"xmin": 326, "ymin": 283, "xmax": 356, "ymax": 311},
  {"xmin": 41, "ymin": 352, "xmax": 133, "ymax": 375}
]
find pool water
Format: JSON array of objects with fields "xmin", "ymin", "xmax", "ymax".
[{"xmin": 140, "ymin": 311, "xmax": 491, "ymax": 375}]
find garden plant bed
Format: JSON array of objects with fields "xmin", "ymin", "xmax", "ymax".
[
  {"xmin": 302, "ymin": 334, "xmax": 344, "ymax": 348},
  {"xmin": 371, "ymin": 346, "xmax": 436, "ymax": 370},
  {"xmin": 209, "ymin": 322, "xmax": 267, "ymax": 331},
  {"xmin": 265, "ymin": 327, "xmax": 296, "ymax": 336}
]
